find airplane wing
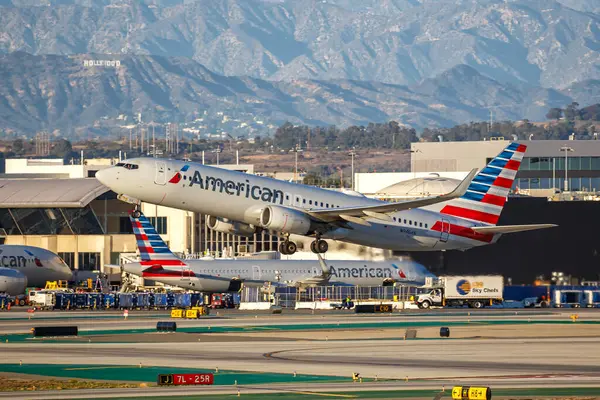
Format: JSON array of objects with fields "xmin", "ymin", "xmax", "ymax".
[
  {"xmin": 307, "ymin": 168, "xmax": 478, "ymax": 224},
  {"xmin": 470, "ymin": 224, "xmax": 557, "ymax": 234}
]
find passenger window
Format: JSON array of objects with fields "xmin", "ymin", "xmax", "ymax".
[
  {"xmin": 309, "ymin": 200, "xmax": 312, "ymax": 205},
  {"xmin": 419, "ymin": 222, "xmax": 422, "ymax": 227},
  {"xmin": 409, "ymin": 220, "xmax": 412, "ymax": 225},
  {"xmin": 286, "ymin": 195, "xmax": 289, "ymax": 200},
  {"xmin": 326, "ymin": 203, "xmax": 329, "ymax": 208},
  {"xmin": 303, "ymin": 199, "xmax": 306, "ymax": 204},
  {"xmin": 320, "ymin": 202, "xmax": 323, "ymax": 207},
  {"xmin": 403, "ymin": 219, "xmax": 406, "ymax": 224}
]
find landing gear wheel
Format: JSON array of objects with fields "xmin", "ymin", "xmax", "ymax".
[
  {"xmin": 285, "ymin": 241, "xmax": 297, "ymax": 255},
  {"xmin": 279, "ymin": 242, "xmax": 288, "ymax": 255},
  {"xmin": 316, "ymin": 240, "xmax": 328, "ymax": 254},
  {"xmin": 311, "ymin": 239, "xmax": 328, "ymax": 253},
  {"xmin": 310, "ymin": 240, "xmax": 318, "ymax": 254},
  {"xmin": 279, "ymin": 241, "xmax": 297, "ymax": 255}
]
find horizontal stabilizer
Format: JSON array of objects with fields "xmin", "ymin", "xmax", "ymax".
[{"xmin": 471, "ymin": 224, "xmax": 557, "ymax": 234}]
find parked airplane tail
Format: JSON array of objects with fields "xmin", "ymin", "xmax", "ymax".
[
  {"xmin": 129, "ymin": 211, "xmax": 185, "ymax": 266},
  {"xmin": 436, "ymin": 142, "xmax": 526, "ymax": 226}
]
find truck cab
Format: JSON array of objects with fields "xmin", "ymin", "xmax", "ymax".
[{"xmin": 416, "ymin": 288, "xmax": 443, "ymax": 309}]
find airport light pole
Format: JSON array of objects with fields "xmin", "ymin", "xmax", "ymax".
[
  {"xmin": 349, "ymin": 147, "xmax": 356, "ymax": 190},
  {"xmin": 560, "ymin": 146, "xmax": 574, "ymax": 192},
  {"xmin": 410, "ymin": 148, "xmax": 422, "ymax": 179}
]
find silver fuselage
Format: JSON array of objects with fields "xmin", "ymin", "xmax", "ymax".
[{"xmin": 97, "ymin": 158, "xmax": 499, "ymax": 251}]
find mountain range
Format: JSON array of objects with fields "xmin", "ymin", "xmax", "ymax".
[
  {"xmin": 0, "ymin": 52, "xmax": 597, "ymax": 137},
  {"xmin": 0, "ymin": 0, "xmax": 599, "ymax": 136}
]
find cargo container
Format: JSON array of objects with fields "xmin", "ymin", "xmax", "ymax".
[
  {"xmin": 416, "ymin": 275, "xmax": 504, "ymax": 309},
  {"xmin": 54, "ymin": 293, "xmax": 75, "ymax": 310},
  {"xmin": 118, "ymin": 293, "xmax": 135, "ymax": 309},
  {"xmin": 152, "ymin": 293, "xmax": 169, "ymax": 309},
  {"xmin": 172, "ymin": 293, "xmax": 191, "ymax": 308},
  {"xmin": 136, "ymin": 293, "xmax": 151, "ymax": 309},
  {"xmin": 102, "ymin": 293, "xmax": 116, "ymax": 309}
]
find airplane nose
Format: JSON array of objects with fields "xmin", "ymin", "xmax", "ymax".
[{"xmin": 95, "ymin": 168, "xmax": 110, "ymax": 186}]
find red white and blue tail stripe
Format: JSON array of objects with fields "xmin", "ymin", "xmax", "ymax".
[
  {"xmin": 130, "ymin": 212, "xmax": 185, "ymax": 266},
  {"xmin": 439, "ymin": 142, "xmax": 526, "ymax": 225}
]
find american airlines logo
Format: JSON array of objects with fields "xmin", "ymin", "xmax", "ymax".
[
  {"xmin": 171, "ymin": 166, "xmax": 286, "ymax": 205},
  {"xmin": 329, "ymin": 265, "xmax": 404, "ymax": 279}
]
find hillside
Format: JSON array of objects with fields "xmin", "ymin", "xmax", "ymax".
[{"xmin": 1, "ymin": 52, "xmax": 598, "ymax": 137}]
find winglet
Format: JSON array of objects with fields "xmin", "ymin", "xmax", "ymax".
[{"xmin": 444, "ymin": 168, "xmax": 478, "ymax": 200}]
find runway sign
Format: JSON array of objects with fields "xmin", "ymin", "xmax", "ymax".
[
  {"xmin": 158, "ymin": 373, "xmax": 214, "ymax": 386},
  {"xmin": 354, "ymin": 304, "xmax": 393, "ymax": 313},
  {"xmin": 452, "ymin": 386, "xmax": 492, "ymax": 400}
]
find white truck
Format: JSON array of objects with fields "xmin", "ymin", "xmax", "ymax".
[{"xmin": 416, "ymin": 275, "xmax": 504, "ymax": 309}]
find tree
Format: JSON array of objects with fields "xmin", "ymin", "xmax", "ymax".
[
  {"xmin": 11, "ymin": 139, "xmax": 24, "ymax": 155},
  {"xmin": 546, "ymin": 108, "xmax": 563, "ymax": 120},
  {"xmin": 564, "ymin": 102, "xmax": 580, "ymax": 121},
  {"xmin": 51, "ymin": 139, "xmax": 73, "ymax": 158}
]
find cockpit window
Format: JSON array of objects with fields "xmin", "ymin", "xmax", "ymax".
[{"xmin": 116, "ymin": 163, "xmax": 139, "ymax": 170}]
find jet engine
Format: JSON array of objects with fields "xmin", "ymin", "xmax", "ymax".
[
  {"xmin": 260, "ymin": 206, "xmax": 313, "ymax": 235},
  {"xmin": 207, "ymin": 216, "xmax": 256, "ymax": 237},
  {"xmin": 0, "ymin": 268, "xmax": 28, "ymax": 296}
]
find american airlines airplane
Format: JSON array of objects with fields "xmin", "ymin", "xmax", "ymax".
[
  {"xmin": 123, "ymin": 213, "xmax": 435, "ymax": 291},
  {"xmin": 0, "ymin": 245, "xmax": 73, "ymax": 295},
  {"xmin": 96, "ymin": 142, "xmax": 555, "ymax": 255}
]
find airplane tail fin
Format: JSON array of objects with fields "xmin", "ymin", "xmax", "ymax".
[
  {"xmin": 437, "ymin": 142, "xmax": 526, "ymax": 226},
  {"xmin": 129, "ymin": 211, "xmax": 185, "ymax": 266}
]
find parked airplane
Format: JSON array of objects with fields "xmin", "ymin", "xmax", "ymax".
[
  {"xmin": 97, "ymin": 142, "xmax": 555, "ymax": 255},
  {"xmin": 0, "ymin": 245, "xmax": 73, "ymax": 295},
  {"xmin": 122, "ymin": 213, "xmax": 436, "ymax": 292}
]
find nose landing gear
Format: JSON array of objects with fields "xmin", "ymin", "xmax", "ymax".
[{"xmin": 131, "ymin": 206, "xmax": 141, "ymax": 219}]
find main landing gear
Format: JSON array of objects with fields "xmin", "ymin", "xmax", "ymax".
[
  {"xmin": 310, "ymin": 238, "xmax": 328, "ymax": 254},
  {"xmin": 279, "ymin": 240, "xmax": 298, "ymax": 255}
]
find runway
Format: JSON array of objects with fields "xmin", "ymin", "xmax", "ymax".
[{"xmin": 0, "ymin": 309, "xmax": 599, "ymax": 398}]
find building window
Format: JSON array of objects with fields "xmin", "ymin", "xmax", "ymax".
[
  {"xmin": 148, "ymin": 217, "xmax": 167, "ymax": 234},
  {"xmin": 78, "ymin": 252, "xmax": 101, "ymax": 271},
  {"xmin": 59, "ymin": 252, "xmax": 75, "ymax": 270},
  {"xmin": 119, "ymin": 217, "xmax": 133, "ymax": 233}
]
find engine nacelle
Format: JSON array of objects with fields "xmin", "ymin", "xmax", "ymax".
[
  {"xmin": 207, "ymin": 216, "xmax": 256, "ymax": 237},
  {"xmin": 0, "ymin": 267, "xmax": 27, "ymax": 296},
  {"xmin": 260, "ymin": 206, "xmax": 312, "ymax": 235}
]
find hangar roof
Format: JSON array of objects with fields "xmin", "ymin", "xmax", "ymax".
[{"xmin": 0, "ymin": 178, "xmax": 109, "ymax": 208}]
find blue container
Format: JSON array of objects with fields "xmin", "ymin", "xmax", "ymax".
[
  {"xmin": 74, "ymin": 293, "xmax": 89, "ymax": 309},
  {"xmin": 190, "ymin": 293, "xmax": 204, "ymax": 307},
  {"xmin": 173, "ymin": 293, "xmax": 191, "ymax": 308},
  {"xmin": 87, "ymin": 293, "xmax": 102, "ymax": 309},
  {"xmin": 54, "ymin": 293, "xmax": 75, "ymax": 310},
  {"xmin": 102, "ymin": 293, "xmax": 116, "ymax": 309},
  {"xmin": 152, "ymin": 293, "xmax": 168, "ymax": 308},
  {"xmin": 136, "ymin": 293, "xmax": 151, "ymax": 309},
  {"xmin": 0, "ymin": 294, "xmax": 10, "ymax": 309},
  {"xmin": 118, "ymin": 293, "xmax": 134, "ymax": 309}
]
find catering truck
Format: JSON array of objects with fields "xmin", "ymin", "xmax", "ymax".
[{"xmin": 415, "ymin": 275, "xmax": 504, "ymax": 309}]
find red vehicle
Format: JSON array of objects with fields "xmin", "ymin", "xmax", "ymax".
[{"xmin": 210, "ymin": 293, "xmax": 234, "ymax": 309}]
